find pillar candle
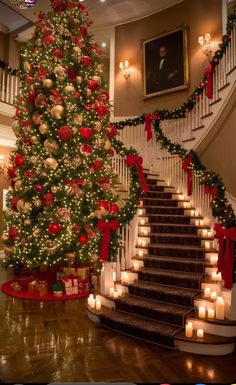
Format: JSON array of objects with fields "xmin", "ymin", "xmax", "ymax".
[
  {"xmin": 133, "ymin": 262, "xmax": 139, "ymax": 272},
  {"xmin": 109, "ymin": 288, "xmax": 115, "ymax": 298},
  {"xmin": 195, "ymin": 220, "xmax": 199, "ymax": 226},
  {"xmin": 138, "ymin": 239, "xmax": 142, "ymax": 246},
  {"xmin": 95, "ymin": 299, "xmax": 101, "ymax": 311},
  {"xmin": 191, "ymin": 210, "xmax": 195, "ymax": 216},
  {"xmin": 117, "ymin": 288, "xmax": 123, "ymax": 297},
  {"xmin": 208, "ymin": 231, "xmax": 212, "ymax": 238},
  {"xmin": 87, "ymin": 294, "xmax": 94, "ymax": 307},
  {"xmin": 140, "ymin": 219, "xmax": 145, "ymax": 225},
  {"xmin": 215, "ymin": 297, "xmax": 225, "ymax": 320},
  {"xmin": 185, "ymin": 322, "xmax": 193, "ymax": 338},
  {"xmin": 202, "ymin": 229, "xmax": 208, "ymax": 237},
  {"xmin": 212, "ymin": 272, "xmax": 218, "ymax": 281},
  {"xmin": 204, "ymin": 287, "xmax": 211, "ymax": 298},
  {"xmin": 122, "ymin": 273, "xmax": 129, "ymax": 284},
  {"xmin": 210, "ymin": 255, "xmax": 218, "ymax": 265},
  {"xmin": 113, "ymin": 291, "xmax": 119, "ymax": 299},
  {"xmin": 90, "ymin": 299, "xmax": 96, "ymax": 309},
  {"xmin": 216, "ymin": 272, "xmax": 222, "ymax": 282},
  {"xmin": 138, "ymin": 250, "xmax": 144, "ymax": 258},
  {"xmin": 141, "ymin": 240, "xmax": 146, "ymax": 247},
  {"xmin": 143, "ymin": 230, "xmax": 148, "ymax": 235},
  {"xmin": 207, "ymin": 308, "xmax": 215, "ymax": 319},
  {"xmin": 198, "ymin": 306, "xmax": 206, "ymax": 319},
  {"xmin": 210, "ymin": 291, "xmax": 217, "ymax": 301},
  {"xmin": 200, "ymin": 220, "xmax": 204, "ymax": 226},
  {"xmin": 205, "ymin": 241, "xmax": 211, "ymax": 250},
  {"xmin": 197, "ymin": 329, "xmax": 204, "ymax": 338},
  {"xmin": 138, "ymin": 209, "xmax": 143, "ymax": 216}
]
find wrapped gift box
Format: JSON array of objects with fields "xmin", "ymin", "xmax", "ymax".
[
  {"xmin": 28, "ymin": 280, "xmax": 38, "ymax": 294},
  {"xmin": 54, "ymin": 291, "xmax": 63, "ymax": 297},
  {"xmin": 62, "ymin": 267, "xmax": 89, "ymax": 280},
  {"xmin": 36, "ymin": 280, "xmax": 48, "ymax": 296},
  {"xmin": 10, "ymin": 282, "xmax": 22, "ymax": 292}
]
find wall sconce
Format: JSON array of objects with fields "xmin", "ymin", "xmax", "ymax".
[
  {"xmin": 198, "ymin": 33, "xmax": 212, "ymax": 57},
  {"xmin": 0, "ymin": 154, "xmax": 5, "ymax": 176},
  {"xmin": 119, "ymin": 60, "xmax": 131, "ymax": 80}
]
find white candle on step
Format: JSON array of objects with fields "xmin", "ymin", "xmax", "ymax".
[
  {"xmin": 191, "ymin": 210, "xmax": 195, "ymax": 216},
  {"xmin": 198, "ymin": 306, "xmax": 206, "ymax": 319},
  {"xmin": 138, "ymin": 239, "xmax": 142, "ymax": 246},
  {"xmin": 140, "ymin": 219, "xmax": 145, "ymax": 225},
  {"xmin": 133, "ymin": 262, "xmax": 139, "ymax": 271},
  {"xmin": 113, "ymin": 291, "xmax": 119, "ymax": 299},
  {"xmin": 204, "ymin": 287, "xmax": 211, "ymax": 298},
  {"xmin": 122, "ymin": 273, "xmax": 129, "ymax": 284},
  {"xmin": 139, "ymin": 200, "xmax": 143, "ymax": 207},
  {"xmin": 197, "ymin": 329, "xmax": 204, "ymax": 338},
  {"xmin": 90, "ymin": 299, "xmax": 96, "ymax": 309},
  {"xmin": 138, "ymin": 209, "xmax": 143, "ymax": 216},
  {"xmin": 87, "ymin": 294, "xmax": 94, "ymax": 306},
  {"xmin": 208, "ymin": 231, "xmax": 212, "ymax": 238},
  {"xmin": 185, "ymin": 322, "xmax": 193, "ymax": 338},
  {"xmin": 95, "ymin": 299, "xmax": 101, "ymax": 311},
  {"xmin": 195, "ymin": 220, "xmax": 200, "ymax": 226},
  {"xmin": 117, "ymin": 288, "xmax": 123, "ymax": 297},
  {"xmin": 215, "ymin": 297, "xmax": 225, "ymax": 320},
  {"xmin": 141, "ymin": 240, "xmax": 146, "ymax": 247},
  {"xmin": 216, "ymin": 272, "xmax": 222, "ymax": 282},
  {"xmin": 138, "ymin": 250, "xmax": 144, "ymax": 258},
  {"xmin": 212, "ymin": 272, "xmax": 218, "ymax": 281},
  {"xmin": 109, "ymin": 288, "xmax": 115, "ymax": 298},
  {"xmin": 210, "ymin": 255, "xmax": 218, "ymax": 265},
  {"xmin": 205, "ymin": 241, "xmax": 211, "ymax": 250},
  {"xmin": 210, "ymin": 291, "xmax": 217, "ymax": 301},
  {"xmin": 202, "ymin": 229, "xmax": 208, "ymax": 237},
  {"xmin": 143, "ymin": 230, "xmax": 148, "ymax": 235},
  {"xmin": 207, "ymin": 308, "xmax": 215, "ymax": 319}
]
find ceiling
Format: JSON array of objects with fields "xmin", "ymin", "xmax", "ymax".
[{"xmin": 0, "ymin": 2, "xmax": 31, "ymax": 33}]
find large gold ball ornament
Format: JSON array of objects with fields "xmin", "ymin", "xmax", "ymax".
[
  {"xmin": 64, "ymin": 85, "xmax": 75, "ymax": 93},
  {"xmin": 94, "ymin": 121, "xmax": 102, "ymax": 132},
  {"xmin": 4, "ymin": 246, "xmax": 16, "ymax": 257},
  {"xmin": 51, "ymin": 105, "xmax": 64, "ymax": 119},
  {"xmin": 17, "ymin": 200, "xmax": 32, "ymax": 213},
  {"xmin": 24, "ymin": 219, "xmax": 32, "ymax": 227},
  {"xmin": 34, "ymin": 199, "xmax": 42, "ymax": 208},
  {"xmin": 43, "ymin": 79, "xmax": 53, "ymax": 88},
  {"xmin": 39, "ymin": 123, "xmax": 49, "ymax": 135},
  {"xmin": 104, "ymin": 140, "xmax": 112, "ymax": 151},
  {"xmin": 15, "ymin": 179, "xmax": 23, "ymax": 192},
  {"xmin": 23, "ymin": 61, "xmax": 32, "ymax": 73},
  {"xmin": 86, "ymin": 88, "xmax": 92, "ymax": 97},
  {"xmin": 96, "ymin": 64, "xmax": 103, "ymax": 73},
  {"xmin": 5, "ymin": 209, "xmax": 14, "ymax": 218},
  {"xmin": 1, "ymin": 233, "xmax": 8, "ymax": 242},
  {"xmin": 43, "ymin": 139, "xmax": 59, "ymax": 154},
  {"xmin": 73, "ymin": 46, "xmax": 82, "ymax": 60},
  {"xmin": 54, "ymin": 65, "xmax": 67, "ymax": 80},
  {"xmin": 50, "ymin": 185, "xmax": 58, "ymax": 193},
  {"xmin": 11, "ymin": 120, "xmax": 20, "ymax": 136},
  {"xmin": 76, "ymin": 76, "xmax": 82, "ymax": 84},
  {"xmin": 44, "ymin": 157, "xmax": 58, "ymax": 170},
  {"xmin": 74, "ymin": 114, "xmax": 84, "ymax": 125},
  {"xmin": 30, "ymin": 135, "xmax": 40, "ymax": 144}
]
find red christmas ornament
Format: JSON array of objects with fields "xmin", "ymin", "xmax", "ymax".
[
  {"xmin": 73, "ymin": 225, "xmax": 81, "ymax": 233},
  {"xmin": 67, "ymin": 67, "xmax": 77, "ymax": 82},
  {"xmin": 34, "ymin": 184, "xmax": 43, "ymax": 192},
  {"xmin": 15, "ymin": 108, "xmax": 22, "ymax": 118},
  {"xmin": 28, "ymin": 90, "xmax": 37, "ymax": 104},
  {"xmin": 79, "ymin": 26, "xmax": 87, "ymax": 38},
  {"xmin": 43, "ymin": 34, "xmax": 55, "ymax": 46},
  {"xmin": 109, "ymin": 148, "xmax": 115, "ymax": 157},
  {"xmin": 48, "ymin": 223, "xmax": 61, "ymax": 235},
  {"xmin": 97, "ymin": 200, "xmax": 110, "ymax": 212},
  {"xmin": 74, "ymin": 178, "xmax": 84, "ymax": 186},
  {"xmin": 96, "ymin": 105, "xmax": 109, "ymax": 117},
  {"xmin": 8, "ymin": 226, "xmax": 19, "ymax": 241},
  {"xmin": 23, "ymin": 137, "xmax": 31, "ymax": 146},
  {"xmin": 57, "ymin": 125, "xmax": 73, "ymax": 141},
  {"xmin": 43, "ymin": 192, "xmax": 55, "ymax": 206},
  {"xmin": 99, "ymin": 91, "xmax": 109, "ymax": 102},
  {"xmin": 79, "ymin": 234, "xmax": 88, "ymax": 245},
  {"xmin": 80, "ymin": 127, "xmax": 93, "ymax": 140},
  {"xmin": 106, "ymin": 125, "xmax": 117, "ymax": 139},
  {"xmin": 66, "ymin": 2, "xmax": 76, "ymax": 11},
  {"xmin": 92, "ymin": 159, "xmax": 103, "ymax": 171},
  {"xmin": 110, "ymin": 203, "xmax": 119, "ymax": 215},
  {"xmin": 52, "ymin": 49, "xmax": 62, "ymax": 59},
  {"xmin": 11, "ymin": 196, "xmax": 20, "ymax": 209},
  {"xmin": 80, "ymin": 144, "xmax": 93, "ymax": 156},
  {"xmin": 81, "ymin": 55, "xmax": 93, "ymax": 67},
  {"xmin": 8, "ymin": 167, "xmax": 17, "ymax": 179},
  {"xmin": 10, "ymin": 180, "xmax": 15, "ymax": 188},
  {"xmin": 24, "ymin": 170, "xmax": 36, "ymax": 178},
  {"xmin": 97, "ymin": 177, "xmax": 110, "ymax": 184},
  {"xmin": 14, "ymin": 154, "xmax": 25, "ymax": 168},
  {"xmin": 25, "ymin": 76, "xmax": 34, "ymax": 86},
  {"xmin": 87, "ymin": 79, "xmax": 99, "ymax": 91},
  {"xmin": 33, "ymin": 114, "xmax": 41, "ymax": 125},
  {"xmin": 73, "ymin": 91, "xmax": 81, "ymax": 99}
]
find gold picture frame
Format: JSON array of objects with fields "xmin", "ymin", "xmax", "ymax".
[{"xmin": 143, "ymin": 26, "xmax": 189, "ymax": 98}]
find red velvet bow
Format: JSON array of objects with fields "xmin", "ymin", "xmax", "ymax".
[
  {"xmin": 144, "ymin": 113, "xmax": 158, "ymax": 141},
  {"xmin": 126, "ymin": 154, "xmax": 148, "ymax": 193},
  {"xmin": 98, "ymin": 219, "xmax": 119, "ymax": 261},
  {"xmin": 214, "ymin": 223, "xmax": 236, "ymax": 289},
  {"xmin": 182, "ymin": 154, "xmax": 193, "ymax": 196},
  {"xmin": 204, "ymin": 185, "xmax": 218, "ymax": 202},
  {"xmin": 204, "ymin": 62, "xmax": 215, "ymax": 99}
]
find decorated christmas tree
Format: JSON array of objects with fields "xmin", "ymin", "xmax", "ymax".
[{"xmin": 2, "ymin": 0, "xmax": 142, "ymax": 271}]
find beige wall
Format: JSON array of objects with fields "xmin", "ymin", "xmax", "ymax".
[
  {"xmin": 8, "ymin": 36, "xmax": 21, "ymax": 69},
  {"xmin": 199, "ymin": 104, "xmax": 236, "ymax": 197},
  {"xmin": 0, "ymin": 32, "xmax": 9, "ymax": 62},
  {"xmin": 114, "ymin": 0, "xmax": 222, "ymax": 116}
]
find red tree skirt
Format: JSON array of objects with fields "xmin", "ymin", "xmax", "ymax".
[{"xmin": 1, "ymin": 280, "xmax": 89, "ymax": 301}]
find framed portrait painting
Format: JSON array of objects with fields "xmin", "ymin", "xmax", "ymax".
[{"xmin": 143, "ymin": 27, "xmax": 188, "ymax": 98}]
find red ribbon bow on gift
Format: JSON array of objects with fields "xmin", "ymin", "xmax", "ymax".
[
  {"xmin": 126, "ymin": 154, "xmax": 148, "ymax": 193},
  {"xmin": 204, "ymin": 62, "xmax": 215, "ymax": 100},
  {"xmin": 182, "ymin": 154, "xmax": 193, "ymax": 196},
  {"xmin": 214, "ymin": 223, "xmax": 236, "ymax": 289},
  {"xmin": 204, "ymin": 184, "xmax": 218, "ymax": 202},
  {"xmin": 98, "ymin": 219, "xmax": 119, "ymax": 261},
  {"xmin": 144, "ymin": 113, "xmax": 158, "ymax": 141}
]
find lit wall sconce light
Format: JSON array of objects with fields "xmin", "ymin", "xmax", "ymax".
[
  {"xmin": 119, "ymin": 60, "xmax": 131, "ymax": 80},
  {"xmin": 198, "ymin": 33, "xmax": 212, "ymax": 57},
  {"xmin": 0, "ymin": 154, "xmax": 5, "ymax": 176}
]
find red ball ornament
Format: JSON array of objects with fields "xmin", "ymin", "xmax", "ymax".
[
  {"xmin": 110, "ymin": 203, "xmax": 119, "ymax": 215},
  {"xmin": 57, "ymin": 125, "xmax": 73, "ymax": 141},
  {"xmin": 97, "ymin": 200, "xmax": 110, "ymax": 212},
  {"xmin": 10, "ymin": 180, "xmax": 15, "ymax": 188},
  {"xmin": 15, "ymin": 108, "xmax": 22, "ymax": 118},
  {"xmin": 43, "ymin": 34, "xmax": 55, "ymax": 46},
  {"xmin": 24, "ymin": 170, "xmax": 36, "ymax": 178},
  {"xmin": 79, "ymin": 234, "xmax": 88, "ymax": 245},
  {"xmin": 80, "ymin": 127, "xmax": 93, "ymax": 140},
  {"xmin": 96, "ymin": 105, "xmax": 109, "ymax": 117},
  {"xmin": 23, "ymin": 137, "xmax": 31, "ymax": 146},
  {"xmin": 99, "ymin": 91, "xmax": 109, "ymax": 102},
  {"xmin": 79, "ymin": 26, "xmax": 87, "ymax": 38},
  {"xmin": 48, "ymin": 223, "xmax": 61, "ymax": 235},
  {"xmin": 80, "ymin": 144, "xmax": 93, "ymax": 156},
  {"xmin": 87, "ymin": 79, "xmax": 99, "ymax": 91},
  {"xmin": 28, "ymin": 90, "xmax": 37, "ymax": 104},
  {"xmin": 92, "ymin": 159, "xmax": 103, "ymax": 171},
  {"xmin": 43, "ymin": 192, "xmax": 55, "ymax": 206},
  {"xmin": 106, "ymin": 125, "xmax": 117, "ymax": 139},
  {"xmin": 8, "ymin": 167, "xmax": 17, "ymax": 179},
  {"xmin": 33, "ymin": 114, "xmax": 41, "ymax": 125},
  {"xmin": 35, "ymin": 184, "xmax": 43, "ymax": 193},
  {"xmin": 8, "ymin": 226, "xmax": 19, "ymax": 241},
  {"xmin": 25, "ymin": 76, "xmax": 34, "ymax": 86},
  {"xmin": 81, "ymin": 55, "xmax": 93, "ymax": 67},
  {"xmin": 11, "ymin": 196, "xmax": 20, "ymax": 209},
  {"xmin": 52, "ymin": 49, "xmax": 62, "ymax": 59},
  {"xmin": 14, "ymin": 154, "xmax": 25, "ymax": 168}
]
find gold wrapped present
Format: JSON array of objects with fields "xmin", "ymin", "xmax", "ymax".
[
  {"xmin": 28, "ymin": 280, "xmax": 38, "ymax": 294},
  {"xmin": 54, "ymin": 291, "xmax": 63, "ymax": 297},
  {"xmin": 10, "ymin": 282, "xmax": 22, "ymax": 292},
  {"xmin": 36, "ymin": 281, "xmax": 48, "ymax": 296}
]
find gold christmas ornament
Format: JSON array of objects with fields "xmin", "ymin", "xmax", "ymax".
[
  {"xmin": 5, "ymin": 209, "xmax": 14, "ymax": 218},
  {"xmin": 57, "ymin": 25, "xmax": 64, "ymax": 35},
  {"xmin": 4, "ymin": 246, "xmax": 16, "ymax": 257},
  {"xmin": 11, "ymin": 120, "xmax": 20, "ymax": 136},
  {"xmin": 43, "ymin": 79, "xmax": 54, "ymax": 88},
  {"xmin": 23, "ymin": 61, "xmax": 31, "ymax": 73},
  {"xmin": 104, "ymin": 140, "xmax": 112, "ymax": 151},
  {"xmin": 14, "ymin": 179, "xmax": 23, "ymax": 192},
  {"xmin": 51, "ymin": 105, "xmax": 64, "ymax": 119},
  {"xmin": 64, "ymin": 85, "xmax": 76, "ymax": 93},
  {"xmin": 1, "ymin": 233, "xmax": 8, "ymax": 242},
  {"xmin": 34, "ymin": 199, "xmax": 42, "ymax": 208},
  {"xmin": 54, "ymin": 65, "xmax": 67, "ymax": 80},
  {"xmin": 24, "ymin": 219, "xmax": 32, "ymax": 226},
  {"xmin": 45, "ymin": 240, "xmax": 58, "ymax": 254},
  {"xmin": 86, "ymin": 88, "xmax": 92, "ymax": 97},
  {"xmin": 17, "ymin": 200, "xmax": 32, "ymax": 213},
  {"xmin": 76, "ymin": 76, "xmax": 82, "ymax": 84},
  {"xmin": 94, "ymin": 121, "xmax": 102, "ymax": 132},
  {"xmin": 74, "ymin": 113, "xmax": 84, "ymax": 125},
  {"xmin": 30, "ymin": 135, "xmax": 40, "ymax": 144},
  {"xmin": 50, "ymin": 185, "xmax": 58, "ymax": 193},
  {"xmin": 44, "ymin": 157, "xmax": 58, "ymax": 170},
  {"xmin": 73, "ymin": 46, "xmax": 82, "ymax": 61},
  {"xmin": 39, "ymin": 123, "xmax": 49, "ymax": 135},
  {"xmin": 43, "ymin": 139, "xmax": 59, "ymax": 154},
  {"xmin": 33, "ymin": 228, "xmax": 41, "ymax": 237},
  {"xmin": 96, "ymin": 64, "xmax": 103, "ymax": 72}
]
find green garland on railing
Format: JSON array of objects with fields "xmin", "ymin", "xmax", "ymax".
[
  {"xmin": 0, "ymin": 59, "xmax": 19, "ymax": 76},
  {"xmin": 153, "ymin": 119, "xmax": 236, "ymax": 228},
  {"xmin": 114, "ymin": 14, "xmax": 236, "ymax": 129}
]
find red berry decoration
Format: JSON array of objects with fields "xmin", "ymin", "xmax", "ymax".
[
  {"xmin": 87, "ymin": 79, "xmax": 99, "ymax": 91},
  {"xmin": 8, "ymin": 167, "xmax": 17, "ymax": 179},
  {"xmin": 92, "ymin": 159, "xmax": 103, "ymax": 171},
  {"xmin": 52, "ymin": 49, "xmax": 62, "ymax": 58},
  {"xmin": 14, "ymin": 154, "xmax": 25, "ymax": 168},
  {"xmin": 80, "ymin": 127, "xmax": 93, "ymax": 140},
  {"xmin": 81, "ymin": 55, "xmax": 93, "ymax": 67},
  {"xmin": 25, "ymin": 76, "xmax": 34, "ymax": 86},
  {"xmin": 79, "ymin": 234, "xmax": 88, "ymax": 245},
  {"xmin": 8, "ymin": 226, "xmax": 19, "ymax": 241},
  {"xmin": 96, "ymin": 104, "xmax": 109, "ymax": 117},
  {"xmin": 34, "ymin": 184, "xmax": 43, "ymax": 193},
  {"xmin": 110, "ymin": 203, "xmax": 119, "ymax": 215},
  {"xmin": 48, "ymin": 223, "xmax": 61, "ymax": 235},
  {"xmin": 43, "ymin": 192, "xmax": 55, "ymax": 206},
  {"xmin": 57, "ymin": 125, "xmax": 73, "ymax": 141},
  {"xmin": 11, "ymin": 196, "xmax": 20, "ymax": 209},
  {"xmin": 43, "ymin": 34, "xmax": 55, "ymax": 46}
]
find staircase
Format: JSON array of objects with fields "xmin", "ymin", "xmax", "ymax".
[{"xmin": 88, "ymin": 172, "xmax": 236, "ymax": 355}]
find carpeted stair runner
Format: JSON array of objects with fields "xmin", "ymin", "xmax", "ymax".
[{"xmin": 97, "ymin": 175, "xmax": 206, "ymax": 348}]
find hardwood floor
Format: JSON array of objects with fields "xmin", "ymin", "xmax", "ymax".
[{"xmin": 0, "ymin": 269, "xmax": 236, "ymax": 383}]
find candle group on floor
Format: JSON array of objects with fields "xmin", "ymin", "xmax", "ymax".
[
  {"xmin": 87, "ymin": 294, "xmax": 101, "ymax": 311},
  {"xmin": 109, "ymin": 287, "xmax": 123, "ymax": 298}
]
